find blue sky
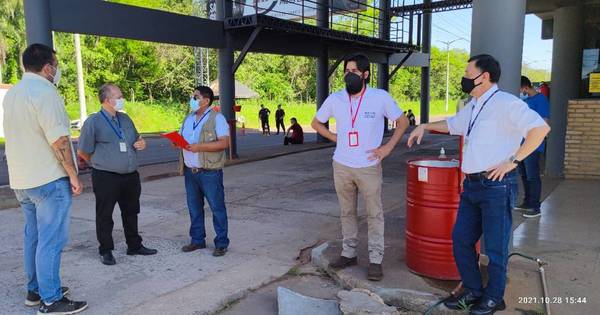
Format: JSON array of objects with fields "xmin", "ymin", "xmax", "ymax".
[{"xmin": 430, "ymin": 8, "xmax": 553, "ymax": 71}]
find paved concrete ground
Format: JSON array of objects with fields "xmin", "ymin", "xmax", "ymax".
[
  {"xmin": 312, "ymin": 175, "xmax": 599, "ymax": 315},
  {"xmin": 0, "ymin": 132, "xmax": 451, "ymax": 315},
  {"xmin": 0, "ymin": 129, "xmax": 318, "ymax": 186}
]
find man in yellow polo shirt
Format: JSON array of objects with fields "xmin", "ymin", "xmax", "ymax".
[{"xmin": 2, "ymin": 44, "xmax": 88, "ymax": 314}]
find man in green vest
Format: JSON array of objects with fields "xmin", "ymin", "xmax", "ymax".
[{"xmin": 179, "ymin": 86, "xmax": 230, "ymax": 257}]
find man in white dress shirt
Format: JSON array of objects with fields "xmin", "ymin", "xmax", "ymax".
[{"xmin": 408, "ymin": 54, "xmax": 550, "ymax": 315}]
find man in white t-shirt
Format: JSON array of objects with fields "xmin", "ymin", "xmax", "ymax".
[{"xmin": 311, "ymin": 54, "xmax": 409, "ymax": 281}]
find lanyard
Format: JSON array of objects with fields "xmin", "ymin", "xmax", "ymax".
[
  {"xmin": 192, "ymin": 109, "xmax": 211, "ymax": 130},
  {"xmin": 100, "ymin": 110, "xmax": 124, "ymax": 140},
  {"xmin": 349, "ymin": 88, "xmax": 367, "ymax": 129},
  {"xmin": 466, "ymin": 90, "xmax": 499, "ymax": 137}
]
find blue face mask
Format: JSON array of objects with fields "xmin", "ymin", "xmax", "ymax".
[
  {"xmin": 519, "ymin": 93, "xmax": 528, "ymax": 100},
  {"xmin": 189, "ymin": 97, "xmax": 200, "ymax": 112}
]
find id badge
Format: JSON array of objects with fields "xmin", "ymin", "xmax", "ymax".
[
  {"xmin": 348, "ymin": 131, "xmax": 359, "ymax": 147},
  {"xmin": 119, "ymin": 142, "xmax": 127, "ymax": 152}
]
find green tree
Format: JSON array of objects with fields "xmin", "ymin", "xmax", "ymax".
[{"xmin": 0, "ymin": 0, "xmax": 25, "ymax": 84}]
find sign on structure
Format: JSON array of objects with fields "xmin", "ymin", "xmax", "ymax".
[{"xmin": 209, "ymin": 0, "xmax": 367, "ymax": 21}]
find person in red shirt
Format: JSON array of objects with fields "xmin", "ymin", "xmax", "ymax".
[
  {"xmin": 538, "ymin": 82, "xmax": 550, "ymax": 98},
  {"xmin": 284, "ymin": 118, "xmax": 304, "ymax": 145}
]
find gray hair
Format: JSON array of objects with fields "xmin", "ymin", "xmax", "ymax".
[{"xmin": 98, "ymin": 84, "xmax": 117, "ymax": 104}]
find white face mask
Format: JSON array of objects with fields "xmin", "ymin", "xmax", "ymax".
[
  {"xmin": 114, "ymin": 98, "xmax": 125, "ymax": 111},
  {"xmin": 49, "ymin": 65, "xmax": 61, "ymax": 86},
  {"xmin": 189, "ymin": 97, "xmax": 200, "ymax": 112},
  {"xmin": 519, "ymin": 92, "xmax": 528, "ymax": 100}
]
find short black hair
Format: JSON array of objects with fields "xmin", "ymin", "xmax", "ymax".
[
  {"xmin": 22, "ymin": 43, "xmax": 56, "ymax": 72},
  {"xmin": 194, "ymin": 86, "xmax": 214, "ymax": 106},
  {"xmin": 98, "ymin": 83, "xmax": 118, "ymax": 103},
  {"xmin": 290, "ymin": 117, "xmax": 297, "ymax": 123},
  {"xmin": 468, "ymin": 54, "xmax": 501, "ymax": 83},
  {"xmin": 521, "ymin": 75, "xmax": 532, "ymax": 88},
  {"xmin": 344, "ymin": 53, "xmax": 370, "ymax": 82}
]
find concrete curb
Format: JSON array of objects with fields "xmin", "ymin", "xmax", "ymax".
[
  {"xmin": 311, "ymin": 242, "xmax": 462, "ymax": 315},
  {"xmin": 124, "ymin": 257, "xmax": 297, "ymax": 315}
]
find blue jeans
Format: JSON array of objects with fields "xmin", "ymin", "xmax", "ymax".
[
  {"xmin": 452, "ymin": 172, "xmax": 516, "ymax": 302},
  {"xmin": 184, "ymin": 167, "xmax": 229, "ymax": 249},
  {"xmin": 518, "ymin": 151, "xmax": 542, "ymax": 210},
  {"xmin": 13, "ymin": 177, "xmax": 72, "ymax": 304}
]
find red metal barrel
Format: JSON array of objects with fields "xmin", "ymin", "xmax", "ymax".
[{"xmin": 405, "ymin": 159, "xmax": 462, "ymax": 280}]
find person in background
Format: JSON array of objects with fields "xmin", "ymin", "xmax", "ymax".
[
  {"xmin": 3, "ymin": 43, "xmax": 87, "ymax": 314},
  {"xmin": 179, "ymin": 86, "xmax": 231, "ymax": 257},
  {"xmin": 275, "ymin": 104, "xmax": 286, "ymax": 135},
  {"xmin": 407, "ymin": 109, "xmax": 416, "ymax": 126},
  {"xmin": 78, "ymin": 84, "xmax": 158, "ymax": 266},
  {"xmin": 515, "ymin": 76, "xmax": 550, "ymax": 218},
  {"xmin": 312, "ymin": 53, "xmax": 409, "ymax": 281},
  {"xmin": 284, "ymin": 117, "xmax": 304, "ymax": 145},
  {"xmin": 259, "ymin": 104, "xmax": 271, "ymax": 135},
  {"xmin": 538, "ymin": 81, "xmax": 550, "ymax": 98}
]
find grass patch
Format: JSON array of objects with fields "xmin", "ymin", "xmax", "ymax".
[
  {"xmin": 236, "ymin": 98, "xmax": 458, "ymax": 130},
  {"xmin": 285, "ymin": 266, "xmax": 302, "ymax": 277},
  {"xmin": 65, "ymin": 101, "xmax": 188, "ymax": 135},
  {"xmin": 57, "ymin": 97, "xmax": 459, "ymax": 136}
]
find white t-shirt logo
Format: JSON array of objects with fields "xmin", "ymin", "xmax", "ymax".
[{"xmin": 363, "ymin": 111, "xmax": 376, "ymax": 119}]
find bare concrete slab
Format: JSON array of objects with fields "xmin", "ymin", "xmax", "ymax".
[{"xmin": 278, "ymin": 286, "xmax": 341, "ymax": 315}]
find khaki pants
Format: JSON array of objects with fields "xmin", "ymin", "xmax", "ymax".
[{"xmin": 332, "ymin": 161, "xmax": 384, "ymax": 264}]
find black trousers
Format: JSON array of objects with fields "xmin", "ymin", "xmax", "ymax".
[
  {"xmin": 276, "ymin": 119, "xmax": 285, "ymax": 133},
  {"xmin": 92, "ymin": 169, "xmax": 142, "ymax": 254},
  {"xmin": 261, "ymin": 119, "xmax": 270, "ymax": 133},
  {"xmin": 284, "ymin": 137, "xmax": 303, "ymax": 145}
]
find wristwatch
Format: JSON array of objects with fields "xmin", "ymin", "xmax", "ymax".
[{"xmin": 509, "ymin": 155, "xmax": 521, "ymax": 164}]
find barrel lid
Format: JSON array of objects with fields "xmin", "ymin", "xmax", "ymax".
[{"xmin": 408, "ymin": 159, "xmax": 459, "ymax": 168}]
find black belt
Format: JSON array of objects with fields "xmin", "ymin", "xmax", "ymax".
[
  {"xmin": 465, "ymin": 170, "xmax": 516, "ymax": 181},
  {"xmin": 465, "ymin": 171, "xmax": 489, "ymax": 181},
  {"xmin": 186, "ymin": 166, "xmax": 210, "ymax": 174}
]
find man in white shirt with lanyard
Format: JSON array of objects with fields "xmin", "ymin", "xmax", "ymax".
[
  {"xmin": 408, "ymin": 54, "xmax": 550, "ymax": 315},
  {"xmin": 312, "ymin": 53, "xmax": 409, "ymax": 281}
]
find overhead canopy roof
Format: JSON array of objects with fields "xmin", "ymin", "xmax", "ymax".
[{"xmin": 47, "ymin": 0, "xmax": 424, "ymax": 65}]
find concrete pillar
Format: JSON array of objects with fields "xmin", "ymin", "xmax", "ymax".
[
  {"xmin": 217, "ymin": 0, "xmax": 238, "ymax": 158},
  {"xmin": 24, "ymin": 0, "xmax": 53, "ymax": 47},
  {"xmin": 470, "ymin": 0, "xmax": 525, "ymax": 95},
  {"xmin": 378, "ymin": 0, "xmax": 390, "ymax": 132},
  {"xmin": 420, "ymin": 0, "xmax": 431, "ymax": 124},
  {"xmin": 546, "ymin": 6, "xmax": 584, "ymax": 177},
  {"xmin": 316, "ymin": 0, "xmax": 330, "ymax": 143}
]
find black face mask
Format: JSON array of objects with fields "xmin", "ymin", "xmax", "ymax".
[
  {"xmin": 461, "ymin": 72, "xmax": 484, "ymax": 94},
  {"xmin": 345, "ymin": 72, "xmax": 365, "ymax": 95}
]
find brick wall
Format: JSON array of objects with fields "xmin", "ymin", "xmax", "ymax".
[{"xmin": 564, "ymin": 99, "xmax": 600, "ymax": 179}]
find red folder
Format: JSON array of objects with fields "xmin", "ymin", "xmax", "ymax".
[{"xmin": 161, "ymin": 131, "xmax": 189, "ymax": 149}]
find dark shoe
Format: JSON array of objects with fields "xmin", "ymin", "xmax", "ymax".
[
  {"xmin": 367, "ymin": 263, "xmax": 383, "ymax": 281},
  {"xmin": 523, "ymin": 209, "xmax": 541, "ymax": 218},
  {"xmin": 127, "ymin": 245, "xmax": 158, "ymax": 256},
  {"xmin": 101, "ymin": 252, "xmax": 116, "ymax": 265},
  {"xmin": 181, "ymin": 243, "xmax": 206, "ymax": 252},
  {"xmin": 470, "ymin": 298, "xmax": 506, "ymax": 315},
  {"xmin": 329, "ymin": 256, "xmax": 357, "ymax": 269},
  {"xmin": 38, "ymin": 296, "xmax": 88, "ymax": 314},
  {"xmin": 513, "ymin": 203, "xmax": 533, "ymax": 211},
  {"xmin": 26, "ymin": 287, "xmax": 70, "ymax": 307},
  {"xmin": 213, "ymin": 248, "xmax": 228, "ymax": 257},
  {"xmin": 443, "ymin": 291, "xmax": 482, "ymax": 310}
]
